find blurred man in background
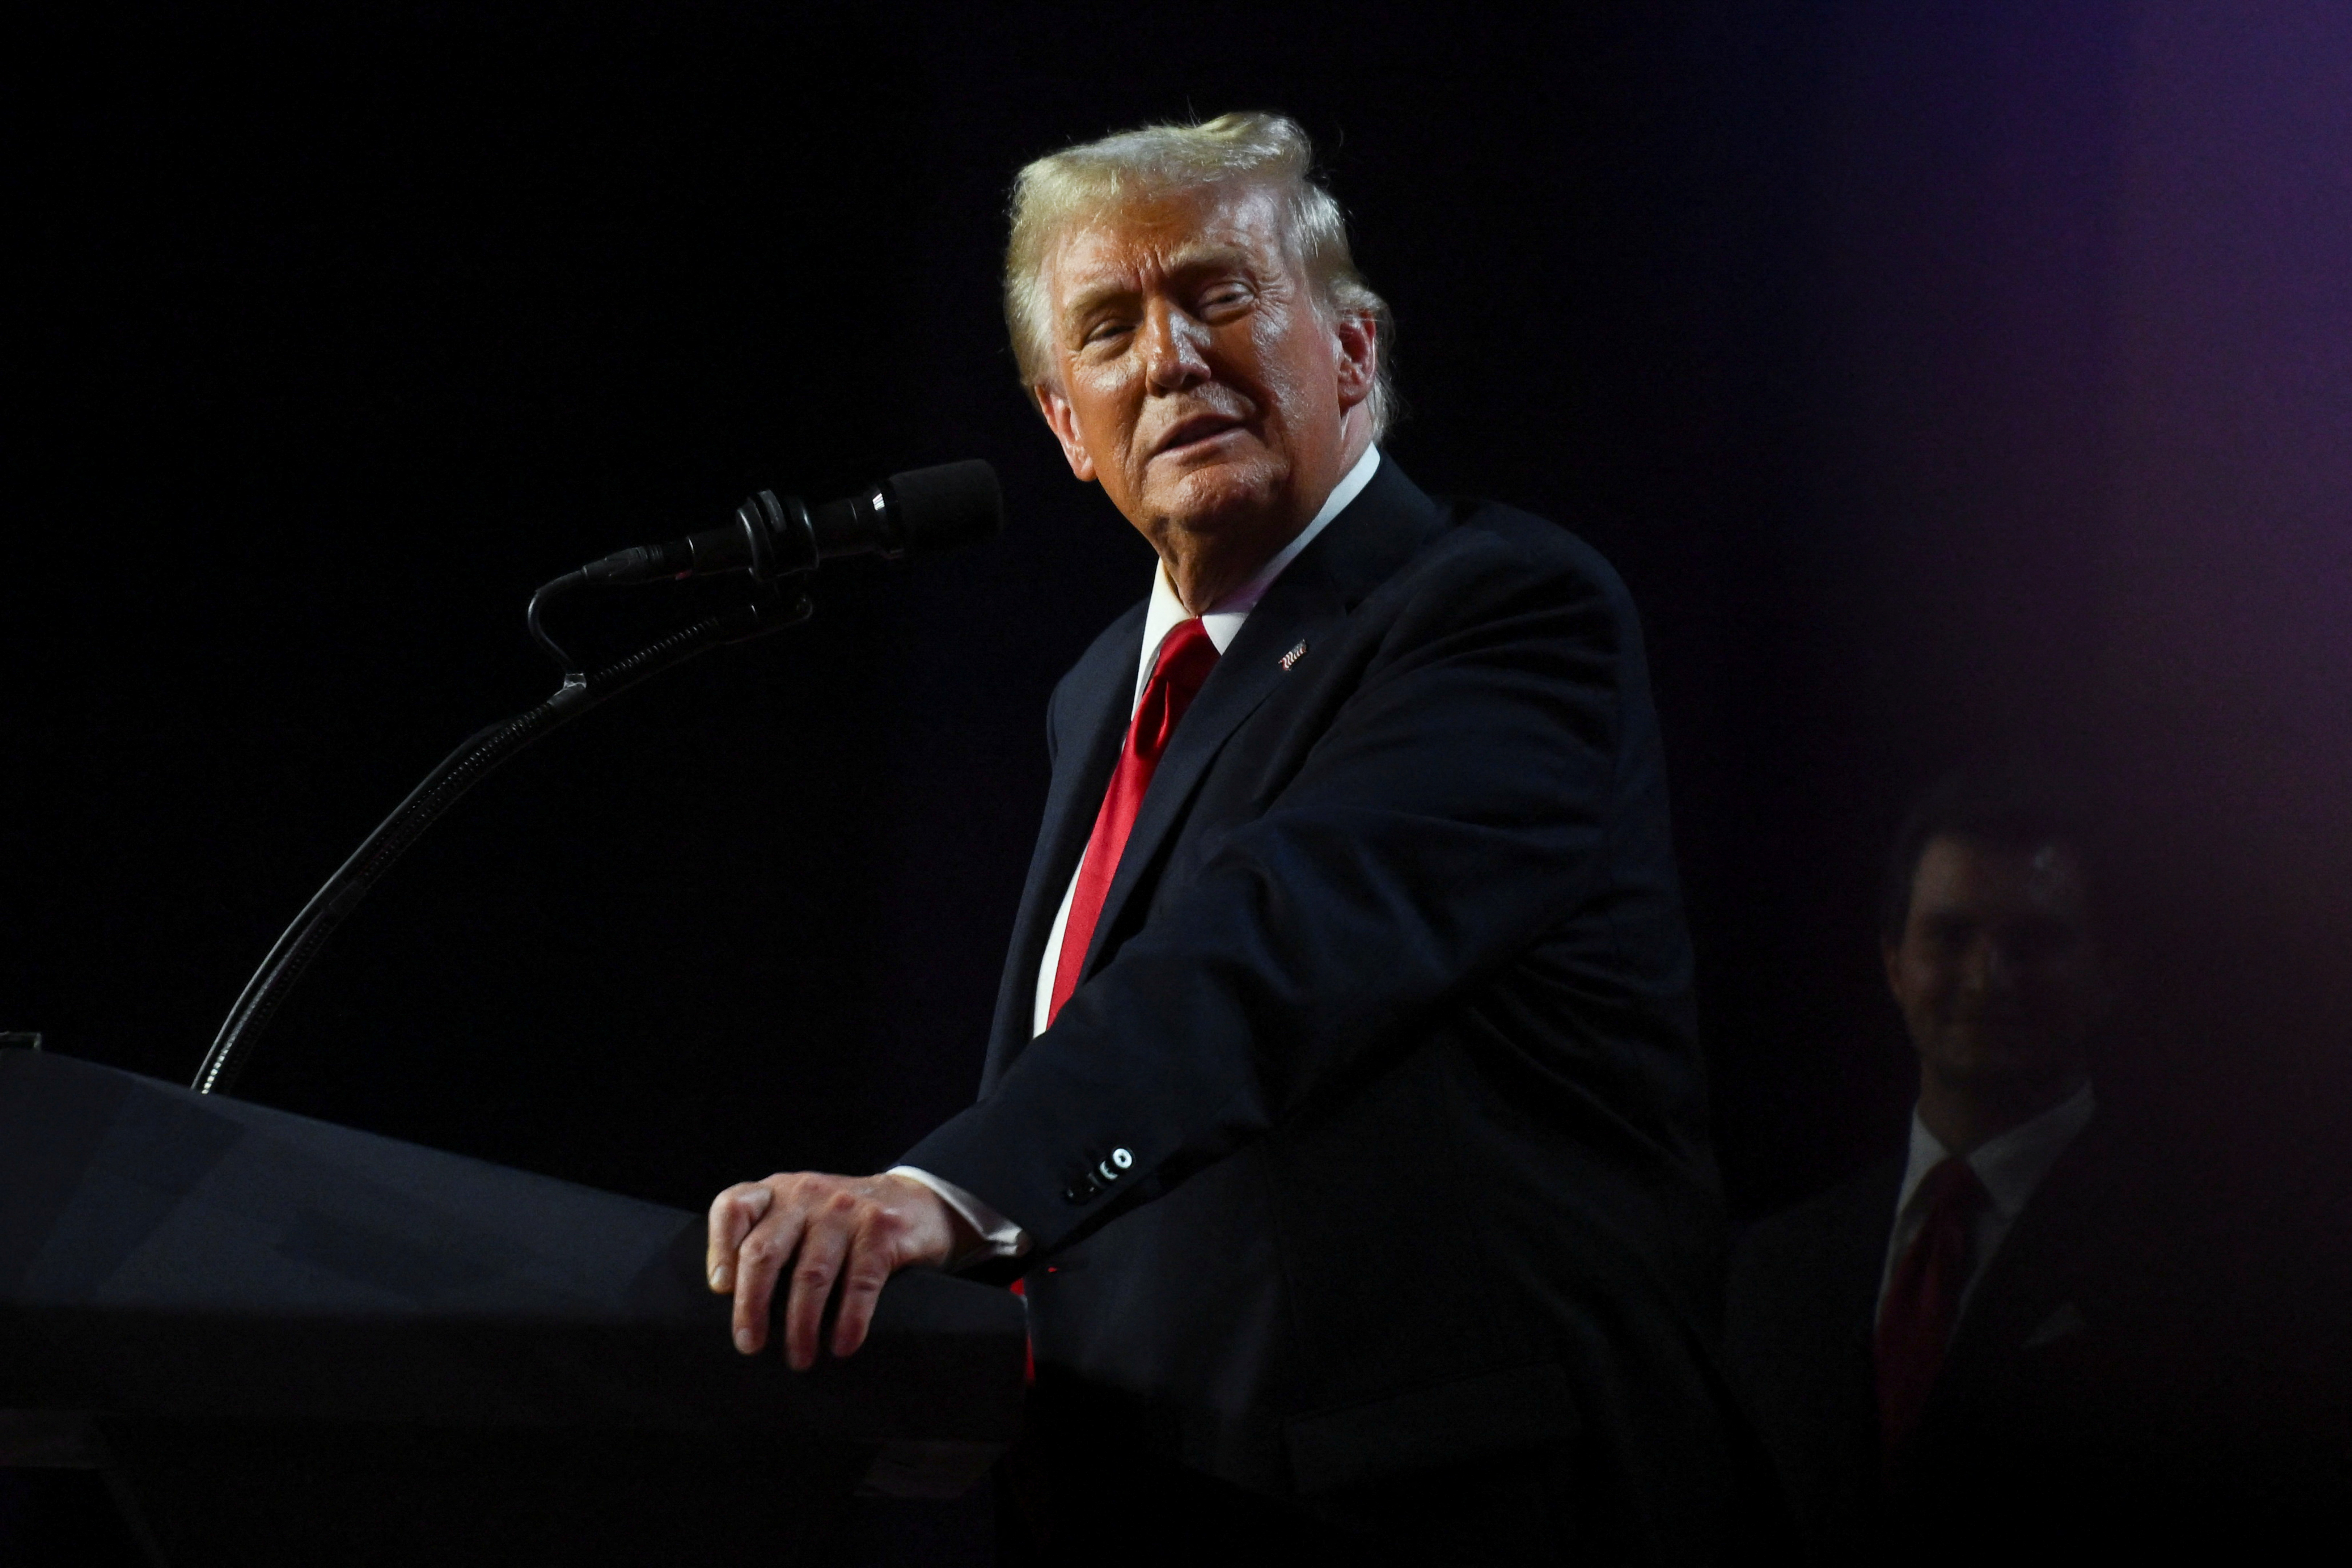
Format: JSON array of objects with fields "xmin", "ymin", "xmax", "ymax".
[{"xmin": 1727, "ymin": 765, "xmax": 2346, "ymax": 1561}]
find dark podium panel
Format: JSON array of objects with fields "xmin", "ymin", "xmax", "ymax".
[{"xmin": 0, "ymin": 1049, "xmax": 1025, "ymax": 1565}]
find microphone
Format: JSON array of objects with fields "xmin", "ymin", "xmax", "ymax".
[{"xmin": 578, "ymin": 459, "xmax": 1003, "ymax": 586}]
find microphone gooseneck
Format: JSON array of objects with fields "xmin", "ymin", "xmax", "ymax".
[{"xmin": 195, "ymin": 458, "xmax": 1002, "ymax": 1095}]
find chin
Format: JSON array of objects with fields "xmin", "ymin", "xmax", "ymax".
[
  {"xmin": 1937, "ymin": 1035, "xmax": 2074, "ymax": 1086},
  {"xmin": 1149, "ymin": 456, "xmax": 1287, "ymax": 534}
]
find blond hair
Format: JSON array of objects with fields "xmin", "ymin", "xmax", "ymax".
[{"xmin": 1003, "ymin": 111, "xmax": 1395, "ymax": 438}]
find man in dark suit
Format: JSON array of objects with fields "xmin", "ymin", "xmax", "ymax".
[
  {"xmin": 1723, "ymin": 769, "xmax": 2342, "ymax": 1561},
  {"xmin": 705, "ymin": 112, "xmax": 1736, "ymax": 1562}
]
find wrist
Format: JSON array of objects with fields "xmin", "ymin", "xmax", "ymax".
[{"xmin": 880, "ymin": 1171, "xmax": 979, "ymax": 1263}]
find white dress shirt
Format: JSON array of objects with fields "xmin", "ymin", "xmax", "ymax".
[
  {"xmin": 891, "ymin": 445, "xmax": 1383, "ymax": 1262},
  {"xmin": 1877, "ymin": 1078, "xmax": 2096, "ymax": 1325}
]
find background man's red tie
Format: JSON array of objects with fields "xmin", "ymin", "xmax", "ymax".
[
  {"xmin": 1048, "ymin": 616, "xmax": 1221, "ymax": 1026},
  {"xmin": 1874, "ymin": 1155, "xmax": 1991, "ymax": 1453}
]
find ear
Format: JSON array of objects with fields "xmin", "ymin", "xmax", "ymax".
[
  {"xmin": 1034, "ymin": 383, "xmax": 1099, "ymax": 483},
  {"xmin": 1881, "ymin": 939, "xmax": 1907, "ymax": 1004},
  {"xmin": 1332, "ymin": 310, "xmax": 1378, "ymax": 412}
]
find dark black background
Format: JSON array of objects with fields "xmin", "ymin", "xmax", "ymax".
[{"xmin": 11, "ymin": 1, "xmax": 2348, "ymax": 1237}]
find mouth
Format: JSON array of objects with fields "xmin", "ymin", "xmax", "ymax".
[{"xmin": 1151, "ymin": 413, "xmax": 1247, "ymax": 459}]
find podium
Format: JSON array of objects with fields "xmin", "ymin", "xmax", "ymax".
[{"xmin": 0, "ymin": 1048, "xmax": 1026, "ymax": 1565}]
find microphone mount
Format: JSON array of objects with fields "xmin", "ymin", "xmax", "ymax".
[{"xmin": 526, "ymin": 460, "xmax": 1001, "ymax": 678}]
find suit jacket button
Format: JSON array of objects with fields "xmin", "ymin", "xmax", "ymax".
[
  {"xmin": 1062, "ymin": 1178, "xmax": 1100, "ymax": 1205},
  {"xmin": 1110, "ymin": 1147, "xmax": 1134, "ymax": 1170}
]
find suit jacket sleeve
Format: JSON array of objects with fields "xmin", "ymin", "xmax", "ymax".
[{"xmin": 901, "ymin": 520, "xmax": 1646, "ymax": 1258}]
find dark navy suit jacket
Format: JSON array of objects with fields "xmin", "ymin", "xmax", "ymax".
[
  {"xmin": 1725, "ymin": 1117, "xmax": 2348, "ymax": 1562},
  {"xmin": 902, "ymin": 458, "xmax": 1737, "ymax": 1552}
]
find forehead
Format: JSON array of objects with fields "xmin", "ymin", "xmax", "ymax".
[
  {"xmin": 1908, "ymin": 835, "xmax": 2091, "ymax": 923},
  {"xmin": 1045, "ymin": 181, "xmax": 1293, "ymax": 304}
]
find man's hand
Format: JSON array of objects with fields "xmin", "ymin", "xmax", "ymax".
[{"xmin": 704, "ymin": 1171, "xmax": 975, "ymax": 1370}]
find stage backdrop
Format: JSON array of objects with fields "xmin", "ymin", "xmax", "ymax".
[{"xmin": 10, "ymin": 1, "xmax": 2347, "ymax": 1228}]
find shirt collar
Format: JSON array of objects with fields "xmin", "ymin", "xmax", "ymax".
[
  {"xmin": 1134, "ymin": 444, "xmax": 1381, "ymax": 705},
  {"xmin": 1896, "ymin": 1078, "xmax": 2097, "ymax": 1223}
]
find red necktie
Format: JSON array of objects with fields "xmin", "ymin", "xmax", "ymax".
[
  {"xmin": 1047, "ymin": 616, "xmax": 1220, "ymax": 1026},
  {"xmin": 1874, "ymin": 1156, "xmax": 1991, "ymax": 1453}
]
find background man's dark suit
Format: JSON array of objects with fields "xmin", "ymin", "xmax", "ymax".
[
  {"xmin": 1724, "ymin": 1153, "xmax": 1901, "ymax": 1564},
  {"xmin": 1726, "ymin": 1117, "xmax": 2346, "ymax": 1561},
  {"xmin": 902, "ymin": 457, "xmax": 1739, "ymax": 1557}
]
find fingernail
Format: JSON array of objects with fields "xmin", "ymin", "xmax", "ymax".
[
  {"xmin": 734, "ymin": 1328, "xmax": 754, "ymax": 1354},
  {"xmin": 710, "ymin": 1265, "xmax": 730, "ymax": 1290}
]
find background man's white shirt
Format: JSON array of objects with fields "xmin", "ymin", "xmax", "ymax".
[{"xmin": 1877, "ymin": 1078, "xmax": 2096, "ymax": 1324}]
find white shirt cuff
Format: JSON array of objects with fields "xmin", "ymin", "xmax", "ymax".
[{"xmin": 887, "ymin": 1166, "xmax": 1032, "ymax": 1263}]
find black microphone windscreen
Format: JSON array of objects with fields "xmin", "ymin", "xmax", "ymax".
[{"xmin": 883, "ymin": 460, "xmax": 1003, "ymax": 557}]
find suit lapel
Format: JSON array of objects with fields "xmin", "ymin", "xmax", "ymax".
[
  {"xmin": 1073, "ymin": 458, "xmax": 1444, "ymax": 984},
  {"xmin": 1941, "ymin": 1126, "xmax": 2110, "ymax": 1383},
  {"xmin": 1831, "ymin": 1161, "xmax": 1904, "ymax": 1492},
  {"xmin": 985, "ymin": 459, "xmax": 1444, "ymax": 1085},
  {"xmin": 981, "ymin": 602, "xmax": 1142, "ymax": 1089},
  {"xmin": 1069, "ymin": 576, "xmax": 1331, "ymax": 980}
]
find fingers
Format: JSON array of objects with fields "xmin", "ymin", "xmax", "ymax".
[
  {"xmin": 729, "ymin": 1188, "xmax": 805, "ymax": 1356},
  {"xmin": 703, "ymin": 1171, "xmax": 962, "ymax": 1368},
  {"xmin": 830, "ymin": 1224, "xmax": 898, "ymax": 1361},
  {"xmin": 782, "ymin": 1192, "xmax": 861, "ymax": 1371},
  {"xmin": 705, "ymin": 1182, "xmax": 773, "ymax": 1293}
]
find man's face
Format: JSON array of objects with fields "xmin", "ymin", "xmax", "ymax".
[
  {"xmin": 1883, "ymin": 836, "xmax": 2109, "ymax": 1094},
  {"xmin": 1032, "ymin": 181, "xmax": 1376, "ymax": 583}
]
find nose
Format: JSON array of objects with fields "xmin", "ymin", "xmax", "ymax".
[
  {"xmin": 1962, "ymin": 936, "xmax": 2019, "ymax": 997},
  {"xmin": 1140, "ymin": 299, "xmax": 1211, "ymax": 392}
]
